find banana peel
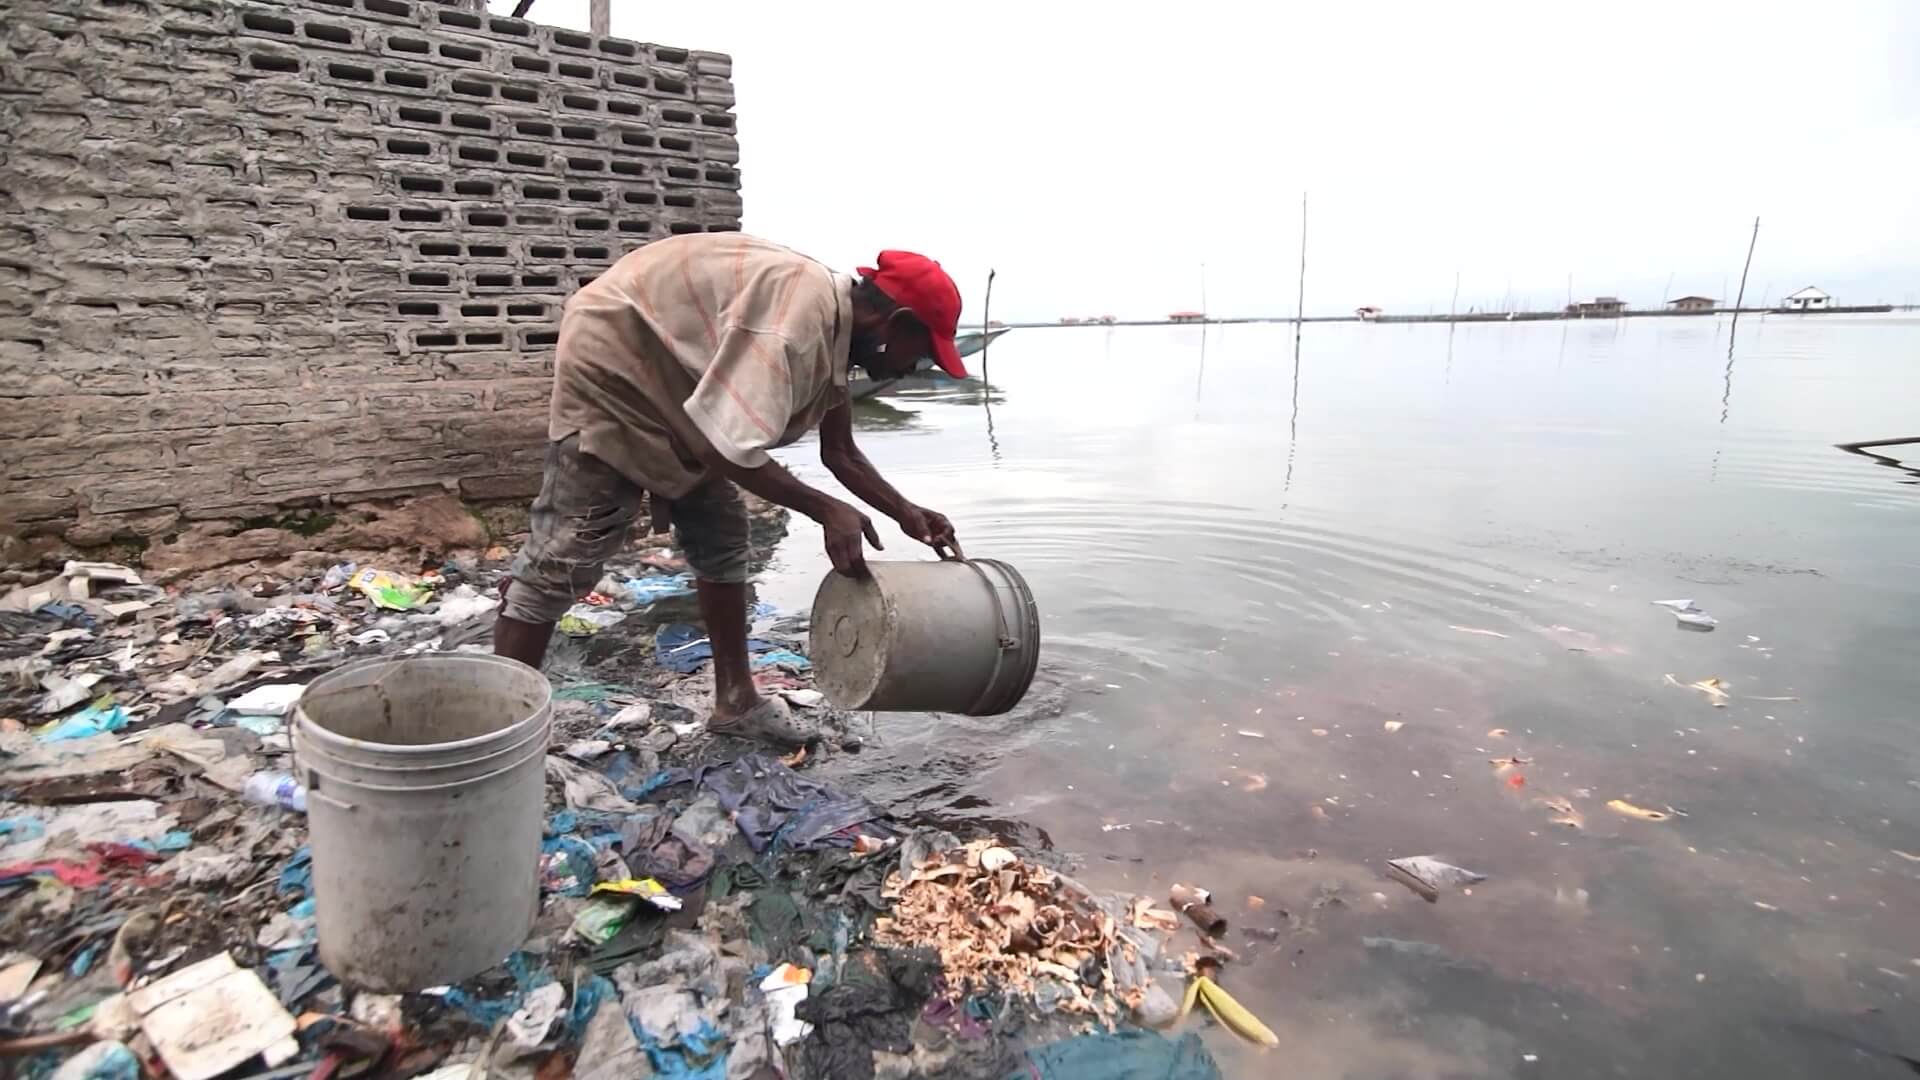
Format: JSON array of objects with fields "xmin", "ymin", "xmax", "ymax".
[{"xmin": 1179, "ymin": 974, "xmax": 1279, "ymax": 1047}]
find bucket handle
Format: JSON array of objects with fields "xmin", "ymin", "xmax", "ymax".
[{"xmin": 961, "ymin": 558, "xmax": 1019, "ymax": 651}]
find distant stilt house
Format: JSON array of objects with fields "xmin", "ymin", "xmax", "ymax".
[
  {"xmin": 1565, "ymin": 296, "xmax": 1627, "ymax": 317},
  {"xmin": 1782, "ymin": 286, "xmax": 1831, "ymax": 311},
  {"xmin": 1355, "ymin": 306, "xmax": 1383, "ymax": 321},
  {"xmin": 1667, "ymin": 295, "xmax": 1717, "ymax": 312},
  {"xmin": 1168, "ymin": 310, "xmax": 1206, "ymax": 323}
]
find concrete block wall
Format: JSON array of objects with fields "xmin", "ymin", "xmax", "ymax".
[{"xmin": 0, "ymin": 0, "xmax": 742, "ymax": 544}]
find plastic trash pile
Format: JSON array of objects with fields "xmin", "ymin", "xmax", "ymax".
[{"xmin": 0, "ymin": 547, "xmax": 1236, "ymax": 1079}]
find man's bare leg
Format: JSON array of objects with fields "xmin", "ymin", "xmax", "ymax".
[
  {"xmin": 493, "ymin": 613, "xmax": 554, "ymax": 669},
  {"xmin": 694, "ymin": 578, "xmax": 764, "ymax": 724}
]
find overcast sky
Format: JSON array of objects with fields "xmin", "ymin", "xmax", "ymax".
[{"xmin": 504, "ymin": 1, "xmax": 1920, "ymax": 319}]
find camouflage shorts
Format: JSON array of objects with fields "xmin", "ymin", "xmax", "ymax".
[{"xmin": 501, "ymin": 435, "xmax": 750, "ymax": 624}]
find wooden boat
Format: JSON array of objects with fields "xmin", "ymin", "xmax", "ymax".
[{"xmin": 849, "ymin": 328, "xmax": 1010, "ymax": 400}]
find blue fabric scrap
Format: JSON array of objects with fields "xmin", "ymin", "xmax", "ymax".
[{"xmin": 277, "ymin": 847, "xmax": 312, "ymax": 896}]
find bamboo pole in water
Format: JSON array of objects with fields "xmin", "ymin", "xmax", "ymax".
[
  {"xmin": 1731, "ymin": 217, "xmax": 1760, "ymax": 318},
  {"xmin": 1294, "ymin": 192, "xmax": 1308, "ymax": 339},
  {"xmin": 979, "ymin": 269, "xmax": 996, "ymax": 389}
]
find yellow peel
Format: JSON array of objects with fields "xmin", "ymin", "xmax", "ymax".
[
  {"xmin": 1608, "ymin": 798, "xmax": 1670, "ymax": 822},
  {"xmin": 1188, "ymin": 976, "xmax": 1280, "ymax": 1046}
]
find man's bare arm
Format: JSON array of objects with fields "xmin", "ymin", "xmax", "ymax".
[
  {"xmin": 693, "ymin": 445, "xmax": 881, "ymax": 576},
  {"xmin": 819, "ymin": 398, "xmax": 910, "ymax": 520}
]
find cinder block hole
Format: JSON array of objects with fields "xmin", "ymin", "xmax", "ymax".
[
  {"xmin": 668, "ymin": 222, "xmax": 702, "ymax": 235},
  {"xmin": 454, "ymin": 180, "xmax": 494, "ymax": 196},
  {"xmin": 617, "ymin": 219, "xmax": 652, "ymax": 234},
  {"xmin": 451, "ymin": 112, "xmax": 490, "ymax": 131},
  {"xmin": 512, "ymin": 56, "xmax": 551, "ymax": 74},
  {"xmin": 347, "ymin": 206, "xmax": 391, "ymax": 221},
  {"xmin": 618, "ymin": 132, "xmax": 653, "ymax": 148},
  {"xmin": 705, "ymin": 168, "xmax": 737, "ymax": 183},
  {"xmin": 598, "ymin": 39, "xmax": 636, "ymax": 57},
  {"xmin": 707, "ymin": 223, "xmax": 740, "ymax": 233},
  {"xmin": 468, "ymin": 244, "xmax": 508, "ymax": 258},
  {"xmin": 420, "ymin": 241, "xmax": 461, "ymax": 255},
  {"xmin": 241, "ymin": 12, "xmax": 295, "ymax": 34},
  {"xmin": 577, "ymin": 273, "xmax": 599, "ymax": 286},
  {"xmin": 666, "ymin": 166, "xmax": 698, "ymax": 180},
  {"xmin": 655, "ymin": 47, "xmax": 689, "ymax": 63},
  {"xmin": 553, "ymin": 30, "xmax": 591, "ymax": 49},
  {"xmin": 468, "ymin": 211, "xmax": 508, "ymax": 226},
  {"xmin": 507, "ymin": 151, "xmax": 546, "ymax": 168},
  {"xmin": 436, "ymin": 9, "xmax": 481, "ymax": 29},
  {"xmin": 574, "ymin": 246, "xmax": 608, "ymax": 259},
  {"xmin": 561, "ymin": 125, "xmax": 596, "ymax": 141},
  {"xmin": 563, "ymin": 94, "xmax": 601, "ymax": 112},
  {"xmin": 457, "ymin": 145, "xmax": 499, "ymax": 163},
  {"xmin": 663, "ymin": 194, "xmax": 695, "ymax": 208},
  {"xmin": 249, "ymin": 53, "xmax": 300, "ymax": 72},
  {"xmin": 567, "ymin": 157, "xmax": 605, "ymax": 173},
  {"xmin": 508, "ymin": 303, "xmax": 545, "ymax": 316},
  {"xmin": 660, "ymin": 136, "xmax": 692, "ymax": 152},
  {"xmin": 573, "ymin": 218, "xmax": 609, "ymax": 232},
  {"xmin": 522, "ymin": 274, "xmax": 560, "ymax": 287},
  {"xmin": 474, "ymin": 273, "xmax": 513, "ymax": 287},
  {"xmin": 490, "ymin": 18, "xmax": 531, "ymax": 36},
  {"xmin": 329, "ymin": 62, "xmax": 375, "ymax": 82},
  {"xmin": 305, "ymin": 23, "xmax": 352, "ymax": 44},
  {"xmin": 400, "ymin": 176, "xmax": 442, "ymax": 193},
  {"xmin": 523, "ymin": 184, "xmax": 560, "ymax": 200},
  {"xmin": 613, "ymin": 72, "xmax": 646, "ymax": 90},
  {"xmin": 611, "ymin": 161, "xmax": 645, "ymax": 177},
  {"xmin": 388, "ymin": 35, "xmax": 429, "ymax": 54},
  {"xmin": 417, "ymin": 332, "xmax": 458, "ymax": 346},
  {"xmin": 397, "ymin": 106, "xmax": 441, "ymax": 124},
  {"xmin": 701, "ymin": 114, "xmax": 734, "ymax": 129},
  {"xmin": 463, "ymin": 303, "xmax": 502, "ymax": 316},
  {"xmin": 397, "ymin": 301, "xmax": 439, "ymax": 315},
  {"xmin": 441, "ymin": 43, "xmax": 483, "ymax": 61},
  {"xmin": 622, "ymin": 190, "xmax": 656, "ymax": 205},
  {"xmin": 661, "ymin": 108, "xmax": 694, "ymax": 123},
  {"xmin": 400, "ymin": 208, "xmax": 443, "ymax": 222},
  {"xmin": 516, "ymin": 212, "xmax": 554, "ymax": 226},
  {"xmin": 517, "ymin": 121, "xmax": 555, "ymax": 137},
  {"xmin": 530, "ymin": 244, "xmax": 567, "ymax": 259},
  {"xmin": 310, "ymin": 0, "xmax": 351, "ymax": 7},
  {"xmin": 526, "ymin": 330, "xmax": 559, "ymax": 346},
  {"xmin": 464, "ymin": 331, "xmax": 505, "ymax": 345},
  {"xmin": 655, "ymin": 76, "xmax": 688, "ymax": 95},
  {"xmin": 501, "ymin": 85, "xmax": 539, "ymax": 104},
  {"xmin": 568, "ymin": 188, "xmax": 602, "ymax": 203},
  {"xmin": 385, "ymin": 70, "xmax": 429, "ymax": 89},
  {"xmin": 559, "ymin": 62, "xmax": 594, "ymax": 80},
  {"xmin": 364, "ymin": 0, "xmax": 411, "ymax": 17},
  {"xmin": 408, "ymin": 271, "xmax": 452, "ymax": 286},
  {"xmin": 387, "ymin": 138, "xmax": 431, "ymax": 154},
  {"xmin": 607, "ymin": 101, "xmax": 642, "ymax": 117},
  {"xmin": 451, "ymin": 79, "xmax": 492, "ymax": 98}
]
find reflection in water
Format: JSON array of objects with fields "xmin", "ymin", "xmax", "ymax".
[
  {"xmin": 774, "ymin": 317, "xmax": 1920, "ymax": 1078},
  {"xmin": 1836, "ymin": 436, "xmax": 1920, "ymax": 485}
]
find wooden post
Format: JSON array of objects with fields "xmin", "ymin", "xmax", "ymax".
[
  {"xmin": 979, "ymin": 269, "xmax": 996, "ymax": 389},
  {"xmin": 589, "ymin": 0, "xmax": 610, "ymax": 36}
]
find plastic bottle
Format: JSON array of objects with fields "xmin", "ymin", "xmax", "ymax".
[{"xmin": 243, "ymin": 771, "xmax": 308, "ymax": 813}]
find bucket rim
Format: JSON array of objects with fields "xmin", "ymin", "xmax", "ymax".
[{"xmin": 294, "ymin": 652, "xmax": 552, "ymax": 760}]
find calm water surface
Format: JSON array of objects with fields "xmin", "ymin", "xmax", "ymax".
[{"xmin": 766, "ymin": 315, "xmax": 1920, "ymax": 1078}]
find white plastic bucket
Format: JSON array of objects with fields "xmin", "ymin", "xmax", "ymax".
[
  {"xmin": 292, "ymin": 654, "xmax": 551, "ymax": 991},
  {"xmin": 810, "ymin": 558, "xmax": 1041, "ymax": 715}
]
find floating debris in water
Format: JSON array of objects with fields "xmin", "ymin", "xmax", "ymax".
[
  {"xmin": 1237, "ymin": 729, "xmax": 1266, "ymax": 739},
  {"xmin": 1608, "ymin": 799, "xmax": 1671, "ymax": 822},
  {"xmin": 1539, "ymin": 796, "xmax": 1585, "ymax": 829},
  {"xmin": 1448, "ymin": 625, "xmax": 1510, "ymax": 639},
  {"xmin": 1487, "ymin": 728, "xmax": 1510, "ymax": 738},
  {"xmin": 1385, "ymin": 855, "xmax": 1487, "ymax": 902},
  {"xmin": 1664, "ymin": 674, "xmax": 1730, "ymax": 706},
  {"xmin": 1383, "ymin": 720, "xmax": 1404, "ymax": 733},
  {"xmin": 1674, "ymin": 610, "xmax": 1718, "ymax": 632}
]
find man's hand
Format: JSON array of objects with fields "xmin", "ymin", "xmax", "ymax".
[
  {"xmin": 820, "ymin": 500, "xmax": 882, "ymax": 577},
  {"xmin": 897, "ymin": 504, "xmax": 958, "ymax": 557}
]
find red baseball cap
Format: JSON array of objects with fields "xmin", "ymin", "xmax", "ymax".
[{"xmin": 857, "ymin": 250, "xmax": 967, "ymax": 378}]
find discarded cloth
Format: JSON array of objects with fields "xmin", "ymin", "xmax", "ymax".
[
  {"xmin": 622, "ymin": 573, "xmax": 696, "ymax": 605},
  {"xmin": 790, "ymin": 948, "xmax": 940, "ymax": 1080},
  {"xmin": 1012, "ymin": 1029, "xmax": 1224, "ymax": 1080},
  {"xmin": 654, "ymin": 753, "xmax": 888, "ymax": 852},
  {"xmin": 619, "ymin": 809, "xmax": 717, "ymax": 889}
]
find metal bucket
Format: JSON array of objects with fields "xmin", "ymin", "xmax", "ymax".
[
  {"xmin": 292, "ymin": 654, "xmax": 551, "ymax": 991},
  {"xmin": 810, "ymin": 558, "xmax": 1040, "ymax": 714}
]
